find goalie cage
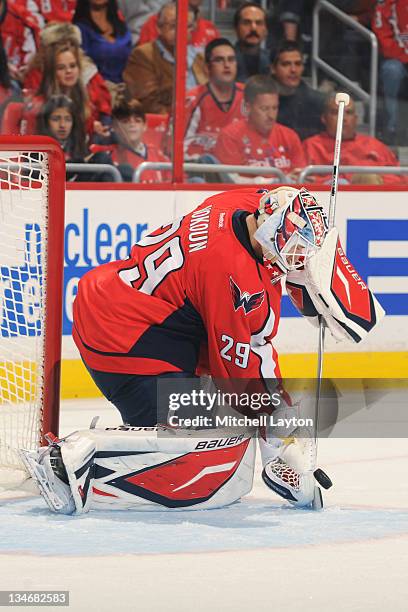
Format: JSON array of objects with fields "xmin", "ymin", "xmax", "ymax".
[{"xmin": 0, "ymin": 136, "xmax": 65, "ymax": 490}]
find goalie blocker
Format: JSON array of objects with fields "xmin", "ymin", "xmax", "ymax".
[{"xmin": 286, "ymin": 228, "xmax": 385, "ymax": 342}]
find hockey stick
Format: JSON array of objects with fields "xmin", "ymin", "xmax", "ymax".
[{"xmin": 312, "ymin": 92, "xmax": 350, "ymax": 510}]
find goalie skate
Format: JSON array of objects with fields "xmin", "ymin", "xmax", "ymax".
[{"xmin": 19, "ymin": 448, "xmax": 75, "ymax": 515}]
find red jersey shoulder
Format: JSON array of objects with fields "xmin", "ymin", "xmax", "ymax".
[
  {"xmin": 192, "ymin": 188, "xmax": 264, "ymax": 214},
  {"xmin": 185, "ymin": 84, "xmax": 208, "ymax": 109}
]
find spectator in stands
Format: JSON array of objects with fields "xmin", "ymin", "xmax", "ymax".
[
  {"xmin": 234, "ymin": 1, "xmax": 269, "ymax": 82},
  {"xmin": 270, "ymin": 40, "xmax": 324, "ymax": 140},
  {"xmin": 23, "ymin": 25, "xmax": 112, "ymax": 138},
  {"xmin": 273, "ymin": 1, "xmax": 373, "ymax": 86},
  {"xmin": 0, "ymin": 29, "xmax": 21, "ymax": 123},
  {"xmin": 117, "ymin": 0, "xmax": 166, "ymax": 45},
  {"xmin": 184, "ymin": 38, "xmax": 245, "ymax": 159},
  {"xmin": 214, "ymin": 74, "xmax": 305, "ymax": 183},
  {"xmin": 277, "ymin": 0, "xmax": 307, "ymax": 43},
  {"xmin": 372, "ymin": 0, "xmax": 408, "ymax": 145},
  {"xmin": 303, "ymin": 92, "xmax": 406, "ymax": 184},
  {"xmin": 107, "ymin": 98, "xmax": 170, "ymax": 183},
  {"xmin": 139, "ymin": 0, "xmax": 220, "ymax": 49},
  {"xmin": 73, "ymin": 0, "xmax": 132, "ymax": 91},
  {"xmin": 123, "ymin": 2, "xmax": 206, "ymax": 115},
  {"xmin": 28, "ymin": 0, "xmax": 76, "ymax": 26},
  {"xmin": 36, "ymin": 94, "xmax": 113, "ymax": 181},
  {"xmin": 0, "ymin": 0, "xmax": 40, "ymax": 81},
  {"xmin": 24, "ymin": 21, "xmax": 83, "ymax": 91},
  {"xmin": 320, "ymin": 1, "xmax": 374, "ymax": 91}
]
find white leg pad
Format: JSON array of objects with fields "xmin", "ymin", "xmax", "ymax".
[{"xmin": 23, "ymin": 426, "xmax": 256, "ymax": 514}]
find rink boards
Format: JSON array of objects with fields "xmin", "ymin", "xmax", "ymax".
[{"xmin": 13, "ymin": 184, "xmax": 408, "ymax": 395}]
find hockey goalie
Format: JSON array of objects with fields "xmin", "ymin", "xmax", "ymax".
[{"xmin": 21, "ymin": 186, "xmax": 385, "ymax": 514}]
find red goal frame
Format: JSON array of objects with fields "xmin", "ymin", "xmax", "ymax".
[{"xmin": 0, "ymin": 135, "xmax": 65, "ymax": 443}]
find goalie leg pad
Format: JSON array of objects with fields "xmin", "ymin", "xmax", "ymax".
[
  {"xmin": 20, "ymin": 433, "xmax": 97, "ymax": 515},
  {"xmin": 24, "ymin": 426, "xmax": 256, "ymax": 513},
  {"xmin": 90, "ymin": 426, "xmax": 256, "ymax": 511},
  {"xmin": 20, "ymin": 447, "xmax": 77, "ymax": 515}
]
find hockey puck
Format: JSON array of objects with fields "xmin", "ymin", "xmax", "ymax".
[{"xmin": 313, "ymin": 468, "xmax": 333, "ymax": 490}]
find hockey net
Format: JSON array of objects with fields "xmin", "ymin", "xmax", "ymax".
[{"xmin": 0, "ymin": 136, "xmax": 65, "ymax": 490}]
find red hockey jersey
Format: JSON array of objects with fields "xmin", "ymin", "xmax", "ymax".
[
  {"xmin": 303, "ymin": 131, "xmax": 406, "ymax": 184},
  {"xmin": 372, "ymin": 0, "xmax": 408, "ymax": 63},
  {"xmin": 184, "ymin": 83, "xmax": 245, "ymax": 157},
  {"xmin": 29, "ymin": 0, "xmax": 76, "ymax": 25},
  {"xmin": 214, "ymin": 120, "xmax": 306, "ymax": 177},
  {"xmin": 1, "ymin": 0, "xmax": 40, "ymax": 70},
  {"xmin": 110, "ymin": 142, "xmax": 171, "ymax": 183},
  {"xmin": 73, "ymin": 189, "xmax": 282, "ymax": 380},
  {"xmin": 138, "ymin": 13, "xmax": 219, "ymax": 48}
]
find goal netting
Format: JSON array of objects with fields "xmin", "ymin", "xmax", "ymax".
[{"xmin": 0, "ymin": 137, "xmax": 65, "ymax": 490}]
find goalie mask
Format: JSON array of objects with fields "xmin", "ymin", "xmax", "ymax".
[{"xmin": 254, "ymin": 187, "xmax": 328, "ymax": 272}]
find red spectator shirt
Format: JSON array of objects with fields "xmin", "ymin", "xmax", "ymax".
[
  {"xmin": 214, "ymin": 120, "xmax": 306, "ymax": 176},
  {"xmin": 303, "ymin": 131, "xmax": 406, "ymax": 184},
  {"xmin": 110, "ymin": 143, "xmax": 171, "ymax": 183},
  {"xmin": 372, "ymin": 0, "xmax": 408, "ymax": 63},
  {"xmin": 1, "ymin": 0, "xmax": 40, "ymax": 70},
  {"xmin": 138, "ymin": 13, "xmax": 219, "ymax": 47},
  {"xmin": 185, "ymin": 83, "xmax": 245, "ymax": 157},
  {"xmin": 73, "ymin": 188, "xmax": 282, "ymax": 380},
  {"xmin": 29, "ymin": 0, "xmax": 76, "ymax": 25}
]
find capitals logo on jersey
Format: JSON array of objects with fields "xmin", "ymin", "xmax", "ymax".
[{"xmin": 229, "ymin": 277, "xmax": 265, "ymax": 315}]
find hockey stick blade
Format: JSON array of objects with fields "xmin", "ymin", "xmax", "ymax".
[{"xmin": 312, "ymin": 486, "xmax": 323, "ymax": 511}]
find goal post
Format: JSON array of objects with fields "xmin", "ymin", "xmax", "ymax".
[{"xmin": 0, "ymin": 136, "xmax": 65, "ymax": 486}]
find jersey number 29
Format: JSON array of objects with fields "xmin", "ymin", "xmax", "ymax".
[{"xmin": 118, "ymin": 219, "xmax": 184, "ymax": 295}]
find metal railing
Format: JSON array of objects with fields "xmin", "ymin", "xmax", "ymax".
[
  {"xmin": 299, "ymin": 165, "xmax": 408, "ymax": 182},
  {"xmin": 66, "ymin": 163, "xmax": 122, "ymax": 182},
  {"xmin": 0, "ymin": 161, "xmax": 123, "ymax": 182},
  {"xmin": 311, "ymin": 0, "xmax": 378, "ymax": 136},
  {"xmin": 133, "ymin": 162, "xmax": 289, "ymax": 183}
]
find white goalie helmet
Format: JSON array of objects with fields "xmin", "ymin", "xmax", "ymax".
[{"xmin": 254, "ymin": 186, "xmax": 329, "ymax": 272}]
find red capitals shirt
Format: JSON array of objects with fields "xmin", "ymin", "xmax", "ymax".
[
  {"xmin": 110, "ymin": 143, "xmax": 171, "ymax": 183},
  {"xmin": 303, "ymin": 131, "xmax": 406, "ymax": 184},
  {"xmin": 29, "ymin": 0, "xmax": 76, "ymax": 25},
  {"xmin": 73, "ymin": 189, "xmax": 282, "ymax": 380},
  {"xmin": 185, "ymin": 83, "xmax": 245, "ymax": 157},
  {"xmin": 372, "ymin": 0, "xmax": 408, "ymax": 63},
  {"xmin": 139, "ymin": 14, "xmax": 219, "ymax": 48},
  {"xmin": 1, "ymin": 0, "xmax": 40, "ymax": 70},
  {"xmin": 214, "ymin": 120, "xmax": 306, "ymax": 178}
]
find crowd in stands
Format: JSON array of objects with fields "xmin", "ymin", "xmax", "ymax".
[{"xmin": 0, "ymin": 0, "xmax": 407, "ymax": 184}]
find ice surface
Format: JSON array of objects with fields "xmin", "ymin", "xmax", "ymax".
[{"xmin": 0, "ymin": 397, "xmax": 407, "ymax": 611}]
